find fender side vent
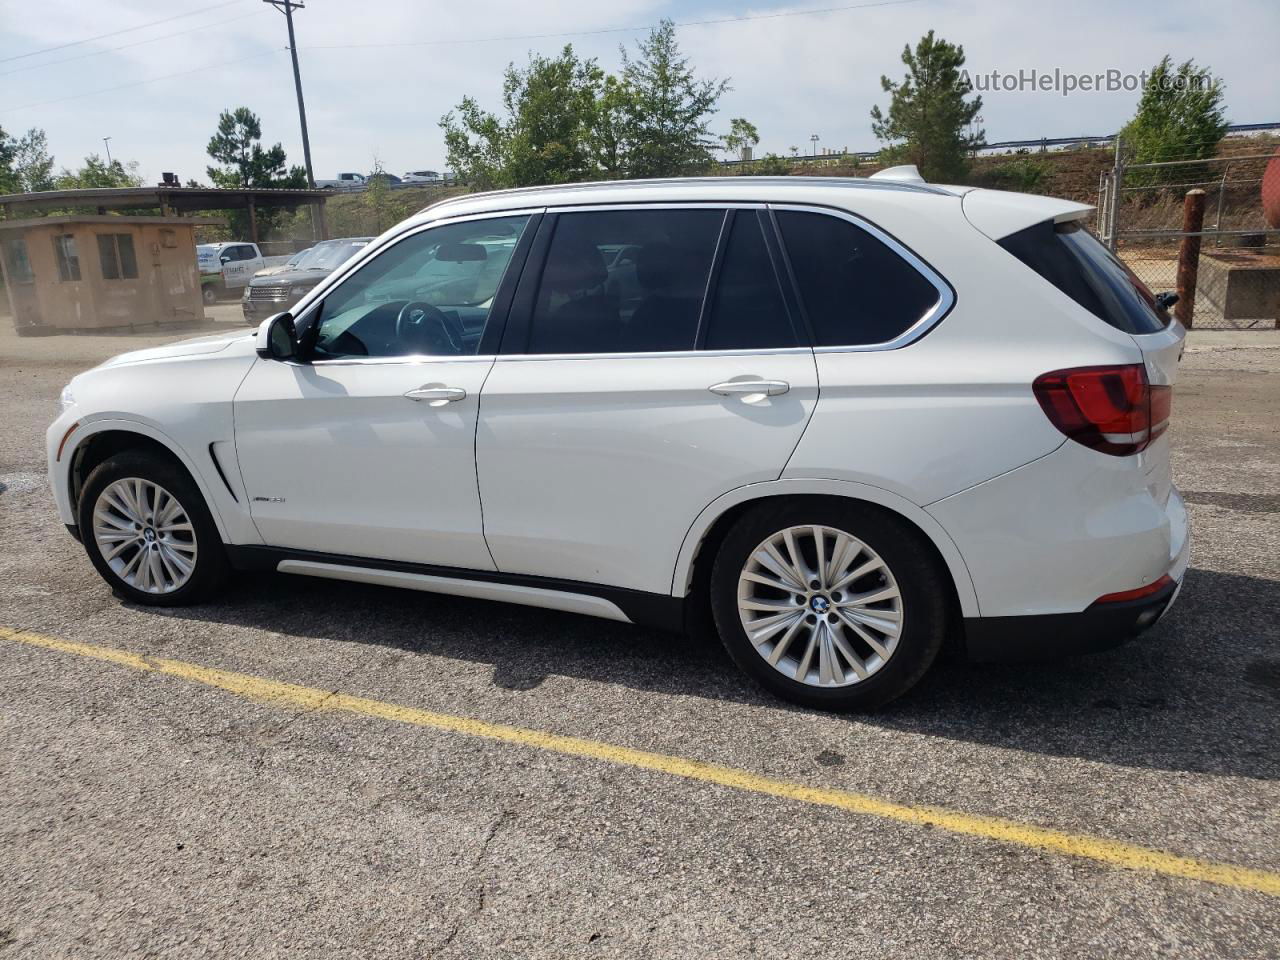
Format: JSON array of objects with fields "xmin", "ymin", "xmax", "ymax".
[{"xmin": 208, "ymin": 442, "xmax": 239, "ymax": 502}]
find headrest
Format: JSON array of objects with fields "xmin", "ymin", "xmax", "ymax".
[{"xmin": 543, "ymin": 229, "xmax": 607, "ymax": 292}]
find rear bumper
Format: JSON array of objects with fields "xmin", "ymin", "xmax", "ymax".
[
  {"xmin": 961, "ymin": 483, "xmax": 1189, "ymax": 662},
  {"xmin": 963, "ymin": 579, "xmax": 1179, "ymax": 662}
]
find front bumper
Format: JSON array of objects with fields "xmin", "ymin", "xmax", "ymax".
[{"xmin": 241, "ymin": 298, "xmax": 288, "ymax": 324}]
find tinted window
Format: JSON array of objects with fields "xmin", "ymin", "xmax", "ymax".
[
  {"xmin": 310, "ymin": 215, "xmax": 529, "ymax": 360},
  {"xmin": 776, "ymin": 210, "xmax": 941, "ymax": 346},
  {"xmin": 702, "ymin": 212, "xmax": 797, "ymax": 350},
  {"xmin": 998, "ymin": 220, "xmax": 1168, "ymax": 334},
  {"xmin": 526, "ymin": 209, "xmax": 721, "ymax": 354}
]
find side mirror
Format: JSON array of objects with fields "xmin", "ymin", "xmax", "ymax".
[
  {"xmin": 256, "ymin": 312, "xmax": 299, "ymax": 361},
  {"xmin": 220, "ymin": 255, "xmax": 232, "ymax": 264}
]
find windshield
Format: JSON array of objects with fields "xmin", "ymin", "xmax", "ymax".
[{"xmin": 303, "ymin": 239, "xmax": 371, "ymax": 272}]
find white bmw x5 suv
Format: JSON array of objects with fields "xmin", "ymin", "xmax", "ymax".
[{"xmin": 47, "ymin": 172, "xmax": 1188, "ymax": 710}]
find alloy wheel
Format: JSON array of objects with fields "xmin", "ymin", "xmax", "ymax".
[
  {"xmin": 92, "ymin": 478, "xmax": 198, "ymax": 594},
  {"xmin": 736, "ymin": 524, "xmax": 903, "ymax": 687}
]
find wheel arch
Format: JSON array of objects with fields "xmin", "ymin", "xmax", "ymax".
[
  {"xmin": 65, "ymin": 421, "xmax": 232, "ymax": 543},
  {"xmin": 672, "ymin": 479, "xmax": 980, "ymax": 618}
]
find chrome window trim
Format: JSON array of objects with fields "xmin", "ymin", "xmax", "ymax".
[
  {"xmin": 546, "ymin": 201, "xmax": 767, "ymax": 214},
  {"xmin": 767, "ymin": 202, "xmax": 956, "ymax": 353},
  {"xmin": 307, "ymin": 354, "xmax": 497, "ymax": 368},
  {"xmin": 494, "ymin": 346, "xmax": 814, "ymax": 363}
]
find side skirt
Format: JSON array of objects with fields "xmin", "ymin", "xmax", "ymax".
[{"xmin": 224, "ymin": 545, "xmax": 687, "ymax": 633}]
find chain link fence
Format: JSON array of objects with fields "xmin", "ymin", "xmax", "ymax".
[{"xmin": 1098, "ymin": 143, "xmax": 1280, "ymax": 329}]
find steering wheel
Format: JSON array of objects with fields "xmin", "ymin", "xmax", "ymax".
[{"xmin": 394, "ymin": 300, "xmax": 465, "ymax": 355}]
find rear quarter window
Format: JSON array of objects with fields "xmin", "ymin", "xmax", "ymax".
[
  {"xmin": 997, "ymin": 219, "xmax": 1168, "ymax": 335},
  {"xmin": 774, "ymin": 210, "xmax": 943, "ymax": 347}
]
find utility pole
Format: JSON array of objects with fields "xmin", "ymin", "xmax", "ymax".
[
  {"xmin": 102, "ymin": 137, "xmax": 112, "ymax": 164},
  {"xmin": 264, "ymin": 0, "xmax": 316, "ymax": 190}
]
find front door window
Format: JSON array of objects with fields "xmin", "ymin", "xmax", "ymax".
[{"xmin": 309, "ymin": 215, "xmax": 531, "ymax": 360}]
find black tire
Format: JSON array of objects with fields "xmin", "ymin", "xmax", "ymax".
[
  {"xmin": 78, "ymin": 451, "xmax": 229, "ymax": 606},
  {"xmin": 710, "ymin": 498, "xmax": 950, "ymax": 711},
  {"xmin": 202, "ymin": 285, "xmax": 218, "ymax": 305}
]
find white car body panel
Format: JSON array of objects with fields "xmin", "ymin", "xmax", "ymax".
[
  {"xmin": 477, "ymin": 350, "xmax": 819, "ymax": 594},
  {"xmin": 233, "ymin": 355, "xmax": 497, "ymax": 571}
]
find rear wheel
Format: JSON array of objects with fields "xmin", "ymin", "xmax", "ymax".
[
  {"xmin": 202, "ymin": 284, "xmax": 218, "ymax": 305},
  {"xmin": 78, "ymin": 452, "xmax": 228, "ymax": 606},
  {"xmin": 710, "ymin": 500, "xmax": 949, "ymax": 711}
]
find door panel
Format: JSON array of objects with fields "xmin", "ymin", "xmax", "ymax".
[
  {"xmin": 234, "ymin": 357, "xmax": 496, "ymax": 569},
  {"xmin": 476, "ymin": 351, "xmax": 819, "ymax": 594}
]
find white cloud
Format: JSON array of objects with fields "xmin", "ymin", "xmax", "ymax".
[{"xmin": 2, "ymin": 0, "xmax": 1275, "ymax": 185}]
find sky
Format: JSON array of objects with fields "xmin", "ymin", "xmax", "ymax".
[{"xmin": 1, "ymin": 0, "xmax": 1277, "ymax": 185}]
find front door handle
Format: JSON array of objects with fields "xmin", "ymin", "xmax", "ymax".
[
  {"xmin": 404, "ymin": 384, "xmax": 466, "ymax": 405},
  {"xmin": 708, "ymin": 379, "xmax": 790, "ymax": 398}
]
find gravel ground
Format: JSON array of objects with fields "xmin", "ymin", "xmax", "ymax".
[{"xmin": 1, "ymin": 317, "xmax": 1277, "ymax": 959}]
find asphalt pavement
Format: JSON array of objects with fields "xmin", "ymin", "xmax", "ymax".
[{"xmin": 1, "ymin": 315, "xmax": 1277, "ymax": 959}]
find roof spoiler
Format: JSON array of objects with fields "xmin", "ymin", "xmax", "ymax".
[{"xmin": 962, "ymin": 190, "xmax": 1094, "ymax": 241}]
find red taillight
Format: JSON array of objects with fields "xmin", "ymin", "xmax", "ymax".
[
  {"xmin": 1094, "ymin": 574, "xmax": 1174, "ymax": 604},
  {"xmin": 1033, "ymin": 364, "xmax": 1171, "ymax": 456}
]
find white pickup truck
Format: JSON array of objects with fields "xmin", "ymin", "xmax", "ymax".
[
  {"xmin": 316, "ymin": 172, "xmax": 367, "ymax": 192},
  {"xmin": 196, "ymin": 242, "xmax": 291, "ymax": 303}
]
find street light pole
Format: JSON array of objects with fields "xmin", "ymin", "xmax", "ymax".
[
  {"xmin": 810, "ymin": 134, "xmax": 819, "ymax": 158},
  {"xmin": 264, "ymin": 0, "xmax": 316, "ymax": 190},
  {"xmin": 102, "ymin": 137, "xmax": 112, "ymax": 165}
]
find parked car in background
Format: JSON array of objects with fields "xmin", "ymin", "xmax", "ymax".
[
  {"xmin": 197, "ymin": 242, "xmax": 291, "ymax": 303},
  {"xmin": 403, "ymin": 170, "xmax": 442, "ymax": 184},
  {"xmin": 368, "ymin": 172, "xmax": 404, "ymax": 188},
  {"xmin": 241, "ymin": 237, "xmax": 373, "ymax": 323},
  {"xmin": 50, "ymin": 173, "xmax": 1188, "ymax": 711},
  {"xmin": 253, "ymin": 247, "xmax": 313, "ymax": 279},
  {"xmin": 316, "ymin": 172, "xmax": 367, "ymax": 192}
]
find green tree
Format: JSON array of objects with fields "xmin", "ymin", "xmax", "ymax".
[
  {"xmin": 12, "ymin": 128, "xmax": 55, "ymax": 192},
  {"xmin": 206, "ymin": 107, "xmax": 305, "ymax": 238},
  {"xmin": 620, "ymin": 20, "xmax": 728, "ymax": 178},
  {"xmin": 0, "ymin": 125, "xmax": 19, "ymax": 194},
  {"xmin": 206, "ymin": 107, "xmax": 306, "ymax": 189},
  {"xmin": 442, "ymin": 45, "xmax": 604, "ymax": 190},
  {"xmin": 870, "ymin": 30, "xmax": 983, "ymax": 182},
  {"xmin": 1119, "ymin": 56, "xmax": 1227, "ymax": 185},
  {"xmin": 744, "ymin": 153, "xmax": 792, "ymax": 176},
  {"xmin": 54, "ymin": 154, "xmax": 144, "ymax": 188},
  {"xmin": 721, "ymin": 118, "xmax": 760, "ymax": 158}
]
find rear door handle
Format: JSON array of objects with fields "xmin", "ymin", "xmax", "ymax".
[
  {"xmin": 708, "ymin": 379, "xmax": 790, "ymax": 398},
  {"xmin": 404, "ymin": 385, "xmax": 466, "ymax": 405}
]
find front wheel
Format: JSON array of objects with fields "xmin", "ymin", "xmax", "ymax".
[
  {"xmin": 78, "ymin": 452, "xmax": 229, "ymax": 606},
  {"xmin": 710, "ymin": 500, "xmax": 950, "ymax": 711}
]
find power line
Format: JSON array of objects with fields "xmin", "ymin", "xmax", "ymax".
[
  {"xmin": 0, "ymin": 11, "xmax": 263, "ymax": 77},
  {"xmin": 0, "ymin": 49, "xmax": 284, "ymax": 112},
  {"xmin": 0, "ymin": 0, "xmax": 244, "ymax": 65},
  {"xmin": 302, "ymin": 0, "xmax": 925, "ymax": 51}
]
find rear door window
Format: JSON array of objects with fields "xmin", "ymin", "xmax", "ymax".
[
  {"xmin": 775, "ymin": 210, "xmax": 943, "ymax": 347},
  {"xmin": 523, "ymin": 208, "xmax": 722, "ymax": 354},
  {"xmin": 701, "ymin": 210, "xmax": 799, "ymax": 351},
  {"xmin": 998, "ymin": 219, "xmax": 1168, "ymax": 334}
]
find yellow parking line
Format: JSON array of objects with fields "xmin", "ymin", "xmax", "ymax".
[{"xmin": 3, "ymin": 624, "xmax": 1278, "ymax": 898}]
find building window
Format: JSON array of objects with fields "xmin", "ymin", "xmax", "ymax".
[
  {"xmin": 97, "ymin": 233, "xmax": 139, "ymax": 281},
  {"xmin": 53, "ymin": 234, "xmax": 81, "ymax": 282},
  {"xmin": 3, "ymin": 237, "xmax": 34, "ymax": 284}
]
